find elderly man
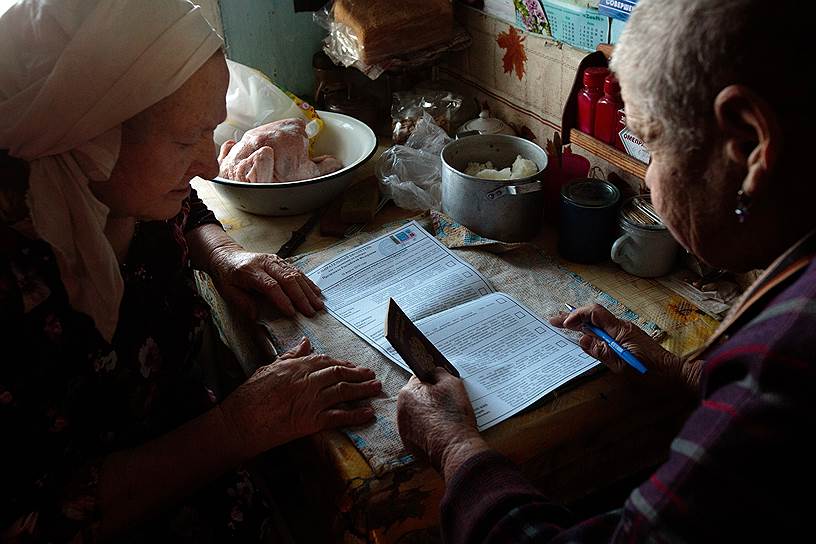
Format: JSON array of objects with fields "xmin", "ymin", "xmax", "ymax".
[{"xmin": 397, "ymin": 0, "xmax": 815, "ymax": 542}]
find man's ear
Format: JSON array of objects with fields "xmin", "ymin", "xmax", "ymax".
[{"xmin": 713, "ymin": 85, "xmax": 781, "ymax": 195}]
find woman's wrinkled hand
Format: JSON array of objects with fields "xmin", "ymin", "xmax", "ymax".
[
  {"xmin": 397, "ymin": 368, "xmax": 490, "ymax": 482},
  {"xmin": 549, "ymin": 303, "xmax": 702, "ymax": 390},
  {"xmin": 208, "ymin": 244, "xmax": 324, "ymax": 319},
  {"xmin": 220, "ymin": 337, "xmax": 381, "ymax": 459}
]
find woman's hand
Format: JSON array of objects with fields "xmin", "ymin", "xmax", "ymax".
[
  {"xmin": 208, "ymin": 243, "xmax": 324, "ymax": 319},
  {"xmin": 220, "ymin": 337, "xmax": 381, "ymax": 459},
  {"xmin": 397, "ymin": 368, "xmax": 491, "ymax": 482},
  {"xmin": 550, "ymin": 303, "xmax": 703, "ymax": 391}
]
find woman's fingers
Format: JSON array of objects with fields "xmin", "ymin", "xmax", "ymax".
[
  {"xmin": 309, "ymin": 363, "xmax": 375, "ymax": 386},
  {"xmin": 396, "ymin": 369, "xmax": 480, "ymax": 473},
  {"xmin": 302, "ymin": 274, "xmax": 322, "ymax": 297},
  {"xmin": 550, "ymin": 306, "xmax": 595, "ymax": 331},
  {"xmin": 298, "ymin": 275, "xmax": 325, "ymax": 311},
  {"xmin": 276, "ymin": 271, "xmax": 316, "ymax": 317},
  {"xmin": 310, "ymin": 363, "xmax": 375, "ymax": 384},
  {"xmin": 579, "ymin": 334, "xmax": 626, "ymax": 372},
  {"xmin": 431, "ymin": 366, "xmax": 459, "ymax": 385},
  {"xmin": 289, "ymin": 353, "xmax": 359, "ymax": 376},
  {"xmin": 252, "ymin": 273, "xmax": 297, "ymax": 317},
  {"xmin": 278, "ymin": 336, "xmax": 311, "ymax": 360},
  {"xmin": 587, "ymin": 304, "xmax": 625, "ymax": 331},
  {"xmin": 550, "ymin": 304, "xmax": 622, "ymax": 334},
  {"xmin": 217, "ymin": 250, "xmax": 324, "ymax": 318},
  {"xmin": 318, "ymin": 378, "xmax": 382, "ymax": 407},
  {"xmin": 548, "ymin": 311, "xmax": 569, "ymax": 328},
  {"xmin": 562, "ymin": 305, "xmax": 601, "ymax": 330},
  {"xmin": 552, "ymin": 304, "xmax": 647, "ymax": 373},
  {"xmin": 263, "ymin": 259, "xmax": 318, "ymax": 317}
]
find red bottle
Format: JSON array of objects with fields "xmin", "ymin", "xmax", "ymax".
[
  {"xmin": 576, "ymin": 67, "xmax": 609, "ymax": 136},
  {"xmin": 593, "ymin": 74, "xmax": 623, "ymax": 144}
]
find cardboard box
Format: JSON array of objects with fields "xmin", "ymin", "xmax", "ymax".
[{"xmin": 618, "ymin": 126, "xmax": 651, "ymax": 164}]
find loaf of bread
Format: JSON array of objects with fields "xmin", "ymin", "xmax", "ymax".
[{"xmin": 333, "ymin": 0, "xmax": 453, "ymax": 65}]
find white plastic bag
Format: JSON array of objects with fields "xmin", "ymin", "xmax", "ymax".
[
  {"xmin": 376, "ymin": 112, "xmax": 453, "ymax": 211},
  {"xmin": 213, "ymin": 59, "xmax": 320, "ymax": 147}
]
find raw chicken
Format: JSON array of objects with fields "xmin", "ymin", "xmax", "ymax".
[{"xmin": 218, "ymin": 118, "xmax": 343, "ymax": 183}]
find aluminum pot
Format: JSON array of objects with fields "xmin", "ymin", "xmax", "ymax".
[{"xmin": 441, "ymin": 134, "xmax": 548, "ymax": 242}]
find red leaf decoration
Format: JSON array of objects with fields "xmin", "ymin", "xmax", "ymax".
[{"xmin": 497, "ymin": 26, "xmax": 527, "ymax": 81}]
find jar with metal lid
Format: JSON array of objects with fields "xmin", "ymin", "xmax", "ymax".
[
  {"xmin": 611, "ymin": 195, "xmax": 680, "ymax": 277},
  {"xmin": 558, "ymin": 178, "xmax": 620, "ymax": 263}
]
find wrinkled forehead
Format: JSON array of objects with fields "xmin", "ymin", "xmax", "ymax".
[{"xmin": 135, "ymin": 52, "xmax": 228, "ymax": 134}]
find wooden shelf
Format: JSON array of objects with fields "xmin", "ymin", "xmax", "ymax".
[{"xmin": 570, "ymin": 129, "xmax": 647, "ymax": 180}]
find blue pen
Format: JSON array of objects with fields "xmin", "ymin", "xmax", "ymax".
[{"xmin": 564, "ymin": 303, "xmax": 648, "ymax": 374}]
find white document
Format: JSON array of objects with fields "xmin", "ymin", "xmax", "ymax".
[{"xmin": 307, "ymin": 221, "xmax": 601, "ymax": 430}]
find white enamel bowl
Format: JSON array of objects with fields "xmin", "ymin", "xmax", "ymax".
[{"xmin": 207, "ymin": 111, "xmax": 377, "ymax": 216}]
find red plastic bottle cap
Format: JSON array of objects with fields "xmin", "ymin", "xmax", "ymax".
[{"xmin": 583, "ymin": 67, "xmax": 609, "ymax": 88}]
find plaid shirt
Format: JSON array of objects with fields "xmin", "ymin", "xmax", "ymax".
[{"xmin": 441, "ymin": 232, "xmax": 816, "ymax": 543}]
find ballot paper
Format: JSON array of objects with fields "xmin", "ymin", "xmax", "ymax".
[{"xmin": 307, "ymin": 221, "xmax": 601, "ymax": 430}]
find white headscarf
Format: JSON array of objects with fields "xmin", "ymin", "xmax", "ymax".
[{"xmin": 0, "ymin": 0, "xmax": 223, "ymax": 341}]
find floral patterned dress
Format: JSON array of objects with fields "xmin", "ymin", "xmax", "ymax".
[{"xmin": 0, "ymin": 183, "xmax": 273, "ymax": 542}]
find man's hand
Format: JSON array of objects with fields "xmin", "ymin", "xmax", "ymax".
[
  {"xmin": 397, "ymin": 368, "xmax": 491, "ymax": 482},
  {"xmin": 220, "ymin": 337, "xmax": 381, "ymax": 459}
]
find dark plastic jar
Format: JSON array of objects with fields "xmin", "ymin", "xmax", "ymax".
[
  {"xmin": 593, "ymin": 74, "xmax": 623, "ymax": 144},
  {"xmin": 558, "ymin": 178, "xmax": 621, "ymax": 263},
  {"xmin": 576, "ymin": 67, "xmax": 609, "ymax": 136}
]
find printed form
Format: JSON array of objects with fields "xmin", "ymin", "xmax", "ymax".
[{"xmin": 307, "ymin": 221, "xmax": 600, "ymax": 430}]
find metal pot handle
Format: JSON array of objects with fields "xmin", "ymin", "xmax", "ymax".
[{"xmin": 485, "ymin": 180, "xmax": 543, "ymax": 201}]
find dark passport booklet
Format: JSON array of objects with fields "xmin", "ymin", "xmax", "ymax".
[{"xmin": 384, "ymin": 298, "xmax": 460, "ymax": 382}]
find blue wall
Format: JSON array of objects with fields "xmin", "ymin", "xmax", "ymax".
[{"xmin": 218, "ymin": 0, "xmax": 325, "ymax": 98}]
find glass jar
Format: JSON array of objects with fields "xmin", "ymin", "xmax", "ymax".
[{"xmin": 576, "ymin": 66, "xmax": 609, "ymax": 136}]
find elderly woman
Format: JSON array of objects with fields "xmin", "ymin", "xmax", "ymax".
[
  {"xmin": 397, "ymin": 0, "xmax": 814, "ymax": 541},
  {"xmin": 0, "ymin": 1, "xmax": 381, "ymax": 541}
]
